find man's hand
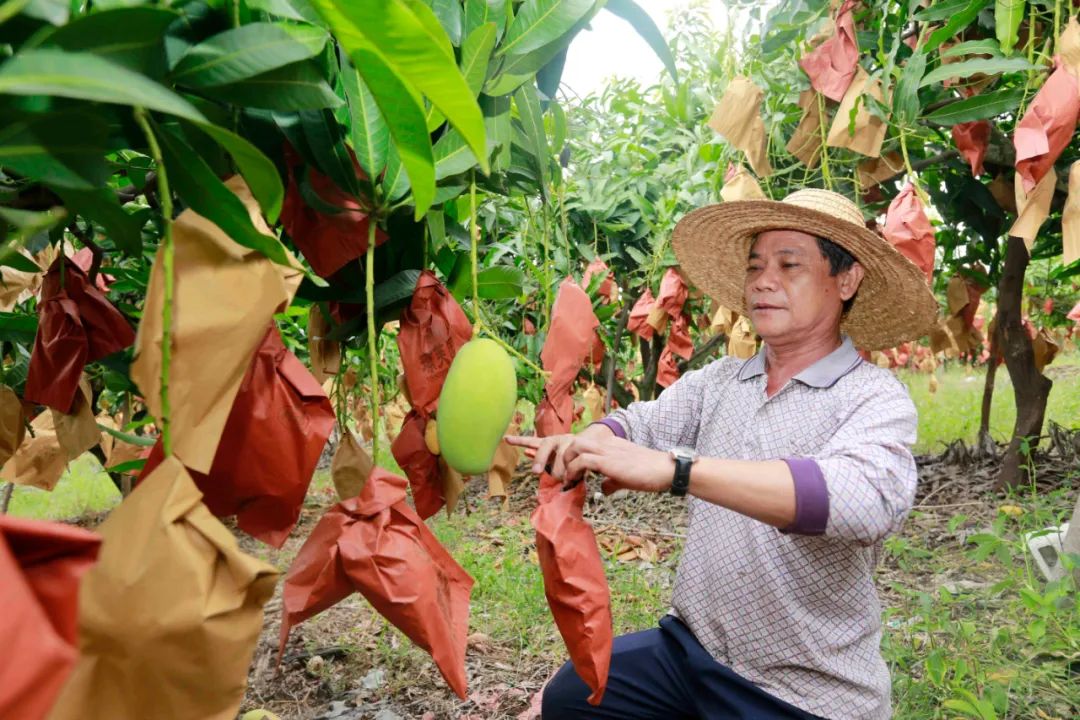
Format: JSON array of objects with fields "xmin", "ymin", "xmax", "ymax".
[{"xmin": 505, "ymin": 429, "xmax": 675, "ymax": 494}]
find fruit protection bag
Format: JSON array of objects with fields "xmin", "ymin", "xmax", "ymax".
[
  {"xmin": 391, "ymin": 410, "xmax": 445, "ymax": 519},
  {"xmin": 531, "ymin": 473, "xmax": 612, "ymax": 706},
  {"xmin": 24, "ymin": 259, "xmax": 135, "ymax": 413},
  {"xmin": 534, "ymin": 279, "xmax": 598, "ymax": 437},
  {"xmin": 47, "ymin": 457, "xmax": 278, "ymax": 720},
  {"xmin": 139, "ymin": 324, "xmax": 335, "ymax": 548},
  {"xmin": 280, "ymin": 143, "xmax": 387, "ymax": 278},
  {"xmin": 279, "ymin": 468, "xmax": 473, "ymax": 698},
  {"xmin": 0, "ymin": 516, "xmax": 100, "ymax": 720},
  {"xmin": 530, "ymin": 278, "xmax": 612, "ymax": 704}
]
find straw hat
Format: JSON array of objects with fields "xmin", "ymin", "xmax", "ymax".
[{"xmin": 671, "ymin": 188, "xmax": 938, "ymax": 351}]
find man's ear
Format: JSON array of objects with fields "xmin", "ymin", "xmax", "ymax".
[{"xmin": 838, "ymin": 262, "xmax": 865, "ymax": 301}]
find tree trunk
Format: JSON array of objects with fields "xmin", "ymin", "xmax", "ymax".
[
  {"xmin": 996, "ymin": 236, "xmax": 1053, "ymax": 490},
  {"xmin": 638, "ymin": 334, "xmax": 664, "ymax": 401},
  {"xmin": 604, "ymin": 298, "xmax": 634, "ymax": 413},
  {"xmin": 976, "ymin": 311, "xmax": 1000, "ymax": 458}
]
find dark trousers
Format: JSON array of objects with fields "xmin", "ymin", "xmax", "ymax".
[{"xmin": 541, "ymin": 615, "xmax": 824, "ymax": 719}]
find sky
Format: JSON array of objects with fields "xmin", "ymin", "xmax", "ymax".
[{"xmin": 561, "ymin": 0, "xmax": 732, "ymax": 98}]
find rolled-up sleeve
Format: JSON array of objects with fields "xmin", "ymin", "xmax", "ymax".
[
  {"xmin": 812, "ymin": 378, "xmax": 918, "ymax": 545},
  {"xmin": 604, "ymin": 364, "xmax": 713, "ymax": 451}
]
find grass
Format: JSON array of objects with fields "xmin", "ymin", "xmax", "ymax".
[{"xmin": 900, "ymin": 353, "xmax": 1080, "ymax": 454}]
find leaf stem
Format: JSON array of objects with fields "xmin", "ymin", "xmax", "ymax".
[
  {"xmin": 815, "ymin": 91, "xmax": 833, "ymax": 190},
  {"xmin": 470, "ymin": 172, "xmax": 481, "ymax": 335},
  {"xmin": 366, "ymin": 220, "xmax": 381, "ymax": 464},
  {"xmin": 134, "ymin": 107, "xmax": 174, "ymax": 457}
]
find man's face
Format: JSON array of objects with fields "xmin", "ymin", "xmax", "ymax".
[{"xmin": 743, "ymin": 229, "xmax": 862, "ymax": 342}]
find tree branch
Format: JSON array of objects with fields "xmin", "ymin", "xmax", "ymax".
[
  {"xmin": 604, "ymin": 296, "xmax": 634, "ymax": 413},
  {"xmin": 678, "ymin": 333, "xmax": 725, "ymax": 373},
  {"xmin": 67, "ymin": 221, "xmax": 104, "ymax": 284}
]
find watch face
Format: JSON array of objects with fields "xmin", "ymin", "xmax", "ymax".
[{"xmin": 671, "ymin": 446, "xmax": 696, "ymax": 462}]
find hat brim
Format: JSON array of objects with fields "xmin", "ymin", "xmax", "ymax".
[{"xmin": 671, "ymin": 199, "xmax": 938, "ymax": 351}]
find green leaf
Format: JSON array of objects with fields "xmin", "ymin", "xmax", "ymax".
[
  {"xmin": 605, "ymin": 0, "xmax": 677, "ymax": 82},
  {"xmin": 347, "ymin": 42, "xmax": 433, "ymax": 214},
  {"xmin": 106, "ymin": 459, "xmax": 149, "ymax": 474},
  {"xmin": 924, "ymin": 0, "xmax": 992, "ymax": 52},
  {"xmin": 434, "ymin": 128, "xmax": 481, "ymax": 180},
  {"xmin": 55, "ymin": 188, "xmax": 146, "ymax": 256},
  {"xmin": 23, "ymin": 0, "xmax": 66, "ymax": 25},
  {"xmin": 0, "ymin": 49, "xmax": 207, "ymax": 122},
  {"xmin": 892, "ymin": 52, "xmax": 926, "ymax": 127},
  {"xmin": 157, "ymin": 124, "xmax": 295, "ymax": 268},
  {"xmin": 0, "ymin": 111, "xmax": 109, "ymax": 189},
  {"xmin": 514, "ymin": 81, "xmax": 550, "ymax": 197},
  {"xmin": 342, "ymin": 61, "xmax": 389, "ymax": 182},
  {"xmin": 996, "ymin": 0, "xmax": 1025, "ymax": 55},
  {"xmin": 499, "ymin": 0, "xmax": 593, "ymax": 58},
  {"xmin": 428, "ymin": 0, "xmax": 464, "ymax": 45},
  {"xmin": 171, "ymin": 22, "xmax": 328, "ymax": 88},
  {"xmin": 482, "ymin": 93, "xmax": 511, "ymax": 172},
  {"xmin": 461, "ymin": 22, "xmax": 498, "ymax": 97},
  {"xmin": 0, "ymin": 206, "xmax": 66, "ymax": 268},
  {"xmin": 39, "ymin": 7, "xmax": 178, "ymax": 77},
  {"xmin": 248, "ymin": 0, "xmax": 325, "ymax": 23},
  {"xmin": 450, "ymin": 263, "xmax": 524, "ymax": 300},
  {"xmin": 465, "ymin": 0, "xmax": 506, "ymax": 38},
  {"xmin": 97, "ymin": 422, "xmax": 159, "ymax": 447},
  {"xmin": 195, "ymin": 60, "xmax": 343, "ymax": 111},
  {"xmin": 187, "ymin": 121, "xmax": 285, "ymax": 224},
  {"xmin": 313, "ymin": 0, "xmax": 489, "ymax": 178},
  {"xmin": 0, "ymin": 312, "xmax": 38, "ymax": 344},
  {"xmin": 298, "ymin": 108, "xmax": 361, "ymax": 199},
  {"xmin": 382, "ymin": 141, "xmax": 413, "ymax": 202},
  {"xmin": 923, "ymin": 86, "xmax": 1025, "ymax": 124},
  {"xmin": 919, "ymin": 56, "xmax": 1038, "ymax": 87},
  {"xmin": 942, "ymin": 39, "xmax": 1003, "ymax": 57},
  {"xmin": 374, "ymin": 268, "xmax": 422, "ymax": 308},
  {"xmin": 914, "ymin": 0, "xmax": 977, "ymax": 21}
]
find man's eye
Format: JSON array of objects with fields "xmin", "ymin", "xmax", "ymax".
[{"xmin": 782, "ymin": 263, "xmax": 800, "ymax": 269}]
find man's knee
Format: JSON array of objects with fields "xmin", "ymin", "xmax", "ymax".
[{"xmin": 540, "ymin": 660, "xmax": 588, "ymax": 718}]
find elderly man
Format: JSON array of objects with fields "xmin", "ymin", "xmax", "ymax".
[{"xmin": 508, "ymin": 189, "xmax": 937, "ymax": 719}]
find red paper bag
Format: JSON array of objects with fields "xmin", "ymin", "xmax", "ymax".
[
  {"xmin": 531, "ymin": 475, "xmax": 612, "ymax": 705},
  {"xmin": 582, "ymin": 258, "xmax": 617, "ymax": 303},
  {"xmin": 280, "ymin": 144, "xmax": 388, "ymax": 278},
  {"xmin": 0, "ymin": 516, "xmax": 100, "ymax": 720},
  {"xmin": 25, "ymin": 260, "xmax": 134, "ymax": 413},
  {"xmin": 280, "ymin": 468, "xmax": 473, "ymax": 698},
  {"xmin": 1015, "ymin": 63, "xmax": 1080, "ymax": 193},
  {"xmin": 535, "ymin": 280, "xmax": 599, "ymax": 435},
  {"xmin": 657, "ymin": 313, "xmax": 694, "ymax": 388},
  {"xmin": 396, "ymin": 271, "xmax": 473, "ymax": 416},
  {"xmin": 952, "ymin": 120, "xmax": 990, "ymax": 177},
  {"xmin": 139, "ymin": 324, "xmax": 334, "ymax": 547},
  {"xmin": 654, "ymin": 268, "xmax": 689, "ymax": 319},
  {"xmin": 882, "ymin": 184, "xmax": 935, "ymax": 283},
  {"xmin": 798, "ymin": 0, "xmax": 859, "ymax": 102},
  {"xmin": 1067, "ymin": 300, "xmax": 1080, "ymax": 323},
  {"xmin": 626, "ymin": 289, "xmax": 657, "ymax": 341},
  {"xmin": 390, "ymin": 410, "xmax": 445, "ymax": 520}
]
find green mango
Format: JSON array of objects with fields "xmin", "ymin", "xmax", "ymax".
[{"xmin": 436, "ymin": 338, "xmax": 517, "ymax": 475}]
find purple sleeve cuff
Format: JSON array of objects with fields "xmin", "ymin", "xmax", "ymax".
[
  {"xmin": 780, "ymin": 457, "xmax": 829, "ymax": 536},
  {"xmin": 590, "ymin": 418, "xmax": 626, "ymax": 439}
]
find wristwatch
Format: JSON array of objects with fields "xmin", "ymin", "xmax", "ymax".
[{"xmin": 668, "ymin": 446, "xmax": 698, "ymax": 497}]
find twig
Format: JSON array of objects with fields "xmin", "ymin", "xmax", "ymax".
[
  {"xmin": 679, "ymin": 333, "xmax": 725, "ymax": 373},
  {"xmin": 604, "ymin": 296, "xmax": 634, "ymax": 413},
  {"xmin": 0, "ymin": 482, "xmax": 13, "ymax": 514},
  {"xmin": 67, "ymin": 221, "xmax": 104, "ymax": 284}
]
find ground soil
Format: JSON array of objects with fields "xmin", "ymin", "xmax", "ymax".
[{"xmin": 238, "ymin": 444, "xmax": 1079, "ymax": 720}]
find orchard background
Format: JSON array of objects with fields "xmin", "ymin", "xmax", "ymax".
[{"xmin": 0, "ymin": 1, "xmax": 1078, "ymax": 719}]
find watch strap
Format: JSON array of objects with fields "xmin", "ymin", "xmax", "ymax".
[{"xmin": 670, "ymin": 456, "xmax": 691, "ymax": 496}]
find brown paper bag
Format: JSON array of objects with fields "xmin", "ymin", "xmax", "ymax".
[
  {"xmin": 719, "ymin": 164, "xmax": 767, "ymax": 202},
  {"xmin": 331, "ymin": 429, "xmax": 373, "ymax": 500},
  {"xmin": 1010, "ymin": 169, "xmax": 1056, "ymax": 250},
  {"xmin": 1062, "ymin": 162, "xmax": 1080, "ymax": 266},
  {"xmin": 53, "ymin": 376, "xmax": 99, "ymax": 462},
  {"xmin": 131, "ymin": 175, "xmax": 303, "ymax": 474},
  {"xmin": 486, "ymin": 437, "xmax": 518, "ymax": 509},
  {"xmin": 708, "ymin": 76, "xmax": 773, "ymax": 177},
  {"xmin": 0, "ymin": 385, "xmax": 25, "ymax": 467},
  {"xmin": 827, "ymin": 67, "xmax": 887, "ymax": 158},
  {"xmin": 308, "ymin": 304, "xmax": 341, "ymax": 384},
  {"xmin": 857, "ymin": 152, "xmax": 903, "ymax": 188},
  {"xmin": 47, "ymin": 457, "xmax": 279, "ymax": 720},
  {"xmin": 786, "ymin": 90, "xmax": 823, "ymax": 167},
  {"xmin": 727, "ymin": 315, "xmax": 758, "ymax": 359}
]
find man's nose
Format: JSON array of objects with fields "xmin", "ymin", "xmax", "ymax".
[{"xmin": 750, "ymin": 264, "xmax": 780, "ymax": 292}]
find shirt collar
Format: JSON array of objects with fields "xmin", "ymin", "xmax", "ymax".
[{"xmin": 736, "ymin": 336, "xmax": 862, "ymax": 389}]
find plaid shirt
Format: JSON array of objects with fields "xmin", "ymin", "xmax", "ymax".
[{"xmin": 606, "ymin": 338, "xmax": 918, "ymax": 720}]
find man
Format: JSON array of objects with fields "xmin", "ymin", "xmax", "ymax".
[{"xmin": 507, "ymin": 189, "xmax": 938, "ymax": 719}]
